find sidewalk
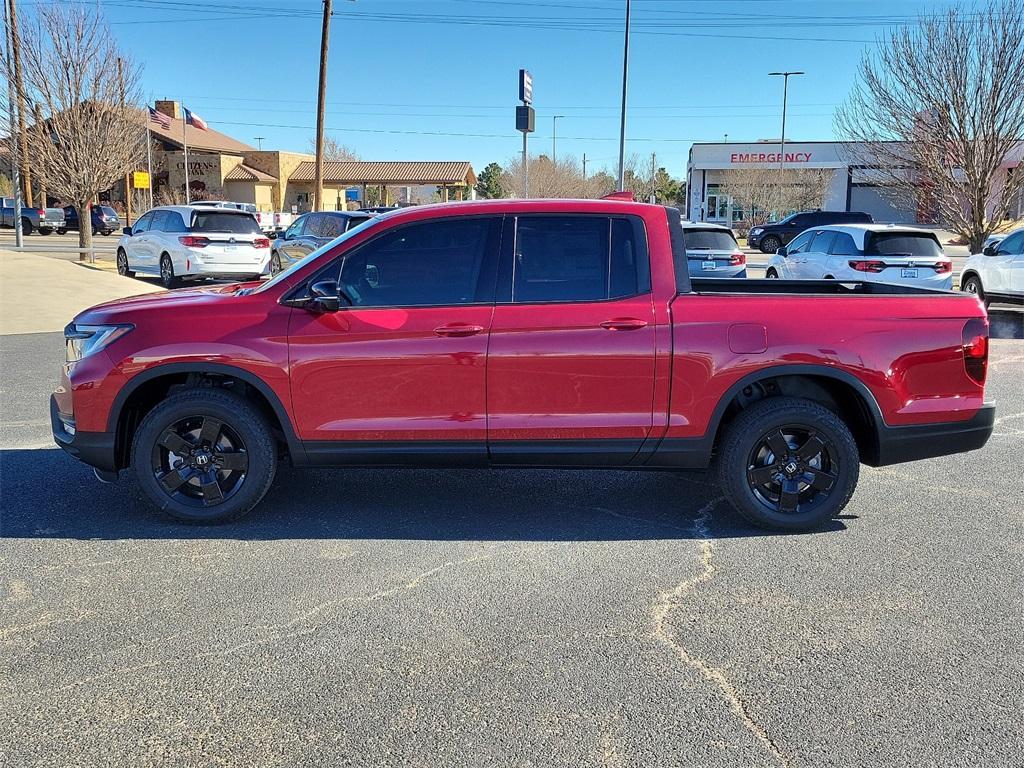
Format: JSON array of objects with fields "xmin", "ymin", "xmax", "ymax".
[{"xmin": 0, "ymin": 249, "xmax": 161, "ymax": 335}]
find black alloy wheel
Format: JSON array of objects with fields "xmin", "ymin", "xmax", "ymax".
[
  {"xmin": 717, "ymin": 397, "xmax": 859, "ymax": 531},
  {"xmin": 151, "ymin": 415, "xmax": 249, "ymax": 509},
  {"xmin": 745, "ymin": 425, "xmax": 837, "ymax": 516},
  {"xmin": 760, "ymin": 235, "xmax": 781, "ymax": 254}
]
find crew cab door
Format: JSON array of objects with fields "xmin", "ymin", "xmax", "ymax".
[
  {"xmin": 287, "ymin": 215, "xmax": 502, "ymax": 459},
  {"xmin": 486, "ymin": 214, "xmax": 656, "ymax": 465}
]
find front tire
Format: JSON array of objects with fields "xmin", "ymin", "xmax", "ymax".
[
  {"xmin": 760, "ymin": 235, "xmax": 781, "ymax": 254},
  {"xmin": 717, "ymin": 397, "xmax": 859, "ymax": 531},
  {"xmin": 116, "ymin": 248, "xmax": 135, "ymax": 277},
  {"xmin": 961, "ymin": 274, "xmax": 989, "ymax": 308},
  {"xmin": 160, "ymin": 253, "xmax": 179, "ymax": 289},
  {"xmin": 131, "ymin": 389, "xmax": 278, "ymax": 523},
  {"xmin": 270, "ymin": 253, "xmax": 283, "ymax": 275},
  {"xmin": 766, "ymin": 268, "xmax": 779, "ymax": 279}
]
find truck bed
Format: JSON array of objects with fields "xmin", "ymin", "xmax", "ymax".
[{"xmin": 689, "ymin": 277, "xmax": 957, "ymax": 296}]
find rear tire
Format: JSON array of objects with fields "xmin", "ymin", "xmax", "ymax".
[
  {"xmin": 131, "ymin": 389, "xmax": 278, "ymax": 523},
  {"xmin": 160, "ymin": 253, "xmax": 179, "ymax": 289},
  {"xmin": 717, "ymin": 397, "xmax": 859, "ymax": 532},
  {"xmin": 39, "ymin": 228, "xmax": 52, "ymax": 236},
  {"xmin": 760, "ymin": 235, "xmax": 781, "ymax": 254},
  {"xmin": 56, "ymin": 228, "xmax": 67, "ymax": 235},
  {"xmin": 20, "ymin": 218, "xmax": 33, "ymax": 235},
  {"xmin": 116, "ymin": 248, "xmax": 135, "ymax": 277}
]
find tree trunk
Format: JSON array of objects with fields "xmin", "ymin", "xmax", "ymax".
[{"xmin": 78, "ymin": 200, "xmax": 93, "ymax": 261}]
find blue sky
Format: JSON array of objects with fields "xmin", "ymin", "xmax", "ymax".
[{"xmin": 87, "ymin": 0, "xmax": 957, "ymax": 178}]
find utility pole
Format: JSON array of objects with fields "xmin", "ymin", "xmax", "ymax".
[
  {"xmin": 769, "ymin": 71, "xmax": 803, "ymax": 170},
  {"xmin": 7, "ymin": 0, "xmax": 32, "ymax": 208},
  {"xmin": 616, "ymin": 0, "xmax": 631, "ymax": 191},
  {"xmin": 117, "ymin": 57, "xmax": 131, "ymax": 226},
  {"xmin": 582, "ymin": 153, "xmax": 587, "ymax": 179},
  {"xmin": 314, "ymin": 0, "xmax": 333, "ymax": 212},
  {"xmin": 33, "ymin": 103, "xmax": 46, "ymax": 205},
  {"xmin": 254, "ymin": 136, "xmax": 265, "ymax": 150},
  {"xmin": 3, "ymin": 0, "xmax": 23, "ymax": 245},
  {"xmin": 552, "ymin": 115, "xmax": 564, "ymax": 165}
]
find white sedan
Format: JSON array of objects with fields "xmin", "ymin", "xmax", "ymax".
[
  {"xmin": 766, "ymin": 224, "xmax": 953, "ymax": 290},
  {"xmin": 117, "ymin": 205, "xmax": 271, "ymax": 288},
  {"xmin": 960, "ymin": 227, "xmax": 1024, "ymax": 307}
]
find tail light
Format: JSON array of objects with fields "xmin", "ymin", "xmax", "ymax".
[
  {"xmin": 253, "ymin": 237, "xmax": 270, "ymax": 249},
  {"xmin": 961, "ymin": 318, "xmax": 988, "ymax": 385},
  {"xmin": 934, "ymin": 260, "xmax": 952, "ymax": 273},
  {"xmin": 730, "ymin": 250, "xmax": 746, "ymax": 266},
  {"xmin": 37, "ymin": 209, "xmax": 45, "ymax": 217},
  {"xmin": 179, "ymin": 236, "xmax": 210, "ymax": 248},
  {"xmin": 849, "ymin": 260, "xmax": 887, "ymax": 273}
]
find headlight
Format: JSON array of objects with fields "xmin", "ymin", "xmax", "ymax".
[
  {"xmin": 64, "ymin": 323, "xmax": 133, "ymax": 362},
  {"xmin": 750, "ymin": 228, "xmax": 763, "ymax": 235}
]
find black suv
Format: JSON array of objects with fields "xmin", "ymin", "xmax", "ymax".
[{"xmin": 748, "ymin": 210, "xmax": 873, "ymax": 253}]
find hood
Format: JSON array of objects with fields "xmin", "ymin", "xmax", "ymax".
[{"xmin": 75, "ymin": 281, "xmax": 262, "ymax": 323}]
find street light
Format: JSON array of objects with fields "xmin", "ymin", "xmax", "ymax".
[
  {"xmin": 768, "ymin": 71, "xmax": 803, "ymax": 170},
  {"xmin": 552, "ymin": 115, "xmax": 564, "ymax": 165},
  {"xmin": 616, "ymin": 0, "xmax": 631, "ymax": 191}
]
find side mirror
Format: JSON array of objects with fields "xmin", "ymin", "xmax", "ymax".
[
  {"xmin": 983, "ymin": 245, "xmax": 997, "ymax": 256},
  {"xmin": 776, "ymin": 246, "xmax": 788, "ymax": 258},
  {"xmin": 309, "ymin": 279, "xmax": 341, "ymax": 312},
  {"xmin": 122, "ymin": 226, "xmax": 132, "ymax": 236}
]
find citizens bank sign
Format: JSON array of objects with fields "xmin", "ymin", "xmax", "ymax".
[{"xmin": 730, "ymin": 152, "xmax": 813, "ymax": 164}]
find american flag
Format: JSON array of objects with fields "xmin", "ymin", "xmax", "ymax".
[
  {"xmin": 184, "ymin": 107, "xmax": 208, "ymax": 131},
  {"xmin": 148, "ymin": 107, "xmax": 171, "ymax": 130}
]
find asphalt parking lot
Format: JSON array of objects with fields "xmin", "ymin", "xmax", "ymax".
[{"xmin": 1, "ymin": 307, "xmax": 1022, "ymax": 766}]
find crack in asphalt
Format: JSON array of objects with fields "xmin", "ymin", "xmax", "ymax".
[{"xmin": 651, "ymin": 497, "xmax": 792, "ymax": 768}]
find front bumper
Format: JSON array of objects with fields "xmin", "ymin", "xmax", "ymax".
[
  {"xmin": 747, "ymin": 232, "xmax": 763, "ymax": 247},
  {"xmin": 51, "ymin": 394, "xmax": 118, "ymax": 473},
  {"xmin": 873, "ymin": 404, "xmax": 995, "ymax": 466}
]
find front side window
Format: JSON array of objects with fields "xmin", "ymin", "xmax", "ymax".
[
  {"xmin": 809, "ymin": 230, "xmax": 836, "ymax": 253},
  {"xmin": 191, "ymin": 211, "xmax": 262, "ymax": 234},
  {"xmin": 132, "ymin": 213, "xmax": 152, "ymax": 233},
  {"xmin": 338, "ymin": 217, "xmax": 497, "ymax": 307},
  {"xmin": 996, "ymin": 231, "xmax": 1024, "ymax": 255},
  {"xmin": 787, "ymin": 230, "xmax": 815, "ymax": 254},
  {"xmin": 318, "ymin": 215, "xmax": 347, "ymax": 239},
  {"xmin": 283, "ymin": 216, "xmax": 306, "ymax": 240},
  {"xmin": 512, "ymin": 216, "xmax": 646, "ymax": 303}
]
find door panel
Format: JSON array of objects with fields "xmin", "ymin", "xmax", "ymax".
[{"xmin": 487, "ymin": 214, "xmax": 656, "ymax": 464}]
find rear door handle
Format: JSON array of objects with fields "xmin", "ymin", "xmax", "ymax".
[
  {"xmin": 600, "ymin": 318, "xmax": 648, "ymax": 331},
  {"xmin": 434, "ymin": 323, "xmax": 485, "ymax": 337}
]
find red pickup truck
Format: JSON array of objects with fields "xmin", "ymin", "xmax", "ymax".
[{"xmin": 52, "ymin": 199, "xmax": 994, "ymax": 531}]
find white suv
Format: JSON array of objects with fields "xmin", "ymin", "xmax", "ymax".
[
  {"xmin": 116, "ymin": 205, "xmax": 271, "ymax": 288},
  {"xmin": 765, "ymin": 224, "xmax": 953, "ymax": 290},
  {"xmin": 960, "ymin": 226, "xmax": 1024, "ymax": 308}
]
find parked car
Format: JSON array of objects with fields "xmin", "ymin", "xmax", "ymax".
[
  {"xmin": 63, "ymin": 205, "xmax": 121, "ymax": 236},
  {"xmin": 765, "ymin": 224, "xmax": 953, "ymax": 290},
  {"xmin": 54, "ymin": 199, "xmax": 993, "ymax": 531},
  {"xmin": 358, "ymin": 206, "xmax": 401, "ymax": 214},
  {"xmin": 193, "ymin": 201, "xmax": 258, "ymax": 214},
  {"xmin": 680, "ymin": 222, "xmax": 746, "ymax": 278},
  {"xmin": 269, "ymin": 210, "xmax": 373, "ymax": 274},
  {"xmin": 115, "ymin": 205, "xmax": 271, "ymax": 288},
  {"xmin": 748, "ymin": 210, "xmax": 873, "ymax": 253},
  {"xmin": 960, "ymin": 226, "xmax": 1024, "ymax": 308},
  {"xmin": 0, "ymin": 196, "xmax": 66, "ymax": 235}
]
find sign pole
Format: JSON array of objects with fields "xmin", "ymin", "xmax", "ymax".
[
  {"xmin": 522, "ymin": 132, "xmax": 528, "ymax": 198},
  {"xmin": 3, "ymin": 0, "xmax": 23, "ymax": 246},
  {"xmin": 516, "ymin": 69, "xmax": 535, "ymax": 199},
  {"xmin": 146, "ymin": 123, "xmax": 154, "ymax": 210}
]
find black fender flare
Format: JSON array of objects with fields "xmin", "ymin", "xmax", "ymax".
[{"xmin": 107, "ymin": 362, "xmax": 305, "ymax": 462}]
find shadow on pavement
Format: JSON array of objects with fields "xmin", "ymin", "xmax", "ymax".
[
  {"xmin": 0, "ymin": 448, "xmax": 847, "ymax": 542},
  {"xmin": 989, "ymin": 309, "xmax": 1024, "ymax": 340}
]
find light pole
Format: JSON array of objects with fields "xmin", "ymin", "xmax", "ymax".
[
  {"xmin": 616, "ymin": 0, "xmax": 630, "ymax": 191},
  {"xmin": 768, "ymin": 71, "xmax": 803, "ymax": 170},
  {"xmin": 552, "ymin": 115, "xmax": 564, "ymax": 165}
]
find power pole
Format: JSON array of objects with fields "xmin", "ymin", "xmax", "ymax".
[
  {"xmin": 33, "ymin": 103, "xmax": 46, "ymax": 205},
  {"xmin": 3, "ymin": 0, "xmax": 23, "ymax": 245},
  {"xmin": 314, "ymin": 0, "xmax": 333, "ymax": 212},
  {"xmin": 582, "ymin": 153, "xmax": 587, "ymax": 179},
  {"xmin": 7, "ymin": 0, "xmax": 32, "ymax": 208},
  {"xmin": 118, "ymin": 57, "xmax": 131, "ymax": 226},
  {"xmin": 616, "ymin": 0, "xmax": 631, "ymax": 191},
  {"xmin": 552, "ymin": 114, "xmax": 564, "ymax": 165}
]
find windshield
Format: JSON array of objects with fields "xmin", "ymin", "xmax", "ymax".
[
  {"xmin": 685, "ymin": 229, "xmax": 737, "ymax": 251},
  {"xmin": 191, "ymin": 211, "xmax": 262, "ymax": 234},
  {"xmin": 866, "ymin": 232, "xmax": 942, "ymax": 257},
  {"xmin": 258, "ymin": 215, "xmax": 383, "ymax": 291}
]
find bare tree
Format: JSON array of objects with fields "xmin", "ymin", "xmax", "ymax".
[
  {"xmin": 308, "ymin": 136, "xmax": 360, "ymax": 162},
  {"xmin": 836, "ymin": 0, "xmax": 1024, "ymax": 251},
  {"xmin": 721, "ymin": 167, "xmax": 835, "ymax": 233},
  {"xmin": 1, "ymin": 3, "xmax": 143, "ymax": 258},
  {"xmin": 502, "ymin": 154, "xmax": 616, "ymax": 199}
]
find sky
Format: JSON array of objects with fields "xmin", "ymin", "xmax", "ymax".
[{"xmin": 61, "ymin": 0, "xmax": 962, "ymax": 179}]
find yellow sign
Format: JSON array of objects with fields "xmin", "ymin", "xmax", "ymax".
[{"xmin": 131, "ymin": 171, "xmax": 150, "ymax": 189}]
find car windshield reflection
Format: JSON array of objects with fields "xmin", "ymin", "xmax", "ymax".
[{"xmin": 258, "ymin": 216, "xmax": 383, "ymax": 290}]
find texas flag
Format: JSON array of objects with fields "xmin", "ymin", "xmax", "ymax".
[{"xmin": 183, "ymin": 107, "xmax": 208, "ymax": 131}]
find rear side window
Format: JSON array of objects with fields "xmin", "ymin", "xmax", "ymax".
[
  {"xmin": 684, "ymin": 229, "xmax": 737, "ymax": 250},
  {"xmin": 830, "ymin": 233, "xmax": 858, "ymax": 255},
  {"xmin": 191, "ymin": 211, "xmax": 262, "ymax": 234},
  {"xmin": 346, "ymin": 216, "xmax": 371, "ymax": 232},
  {"xmin": 866, "ymin": 232, "xmax": 942, "ymax": 257},
  {"xmin": 149, "ymin": 211, "xmax": 169, "ymax": 231},
  {"xmin": 162, "ymin": 211, "xmax": 188, "ymax": 233},
  {"xmin": 101, "ymin": 206, "xmax": 117, "ymax": 217},
  {"xmin": 511, "ymin": 215, "xmax": 647, "ymax": 303}
]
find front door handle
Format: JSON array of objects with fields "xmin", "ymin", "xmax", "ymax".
[
  {"xmin": 434, "ymin": 323, "xmax": 485, "ymax": 338},
  {"xmin": 600, "ymin": 318, "xmax": 648, "ymax": 331}
]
